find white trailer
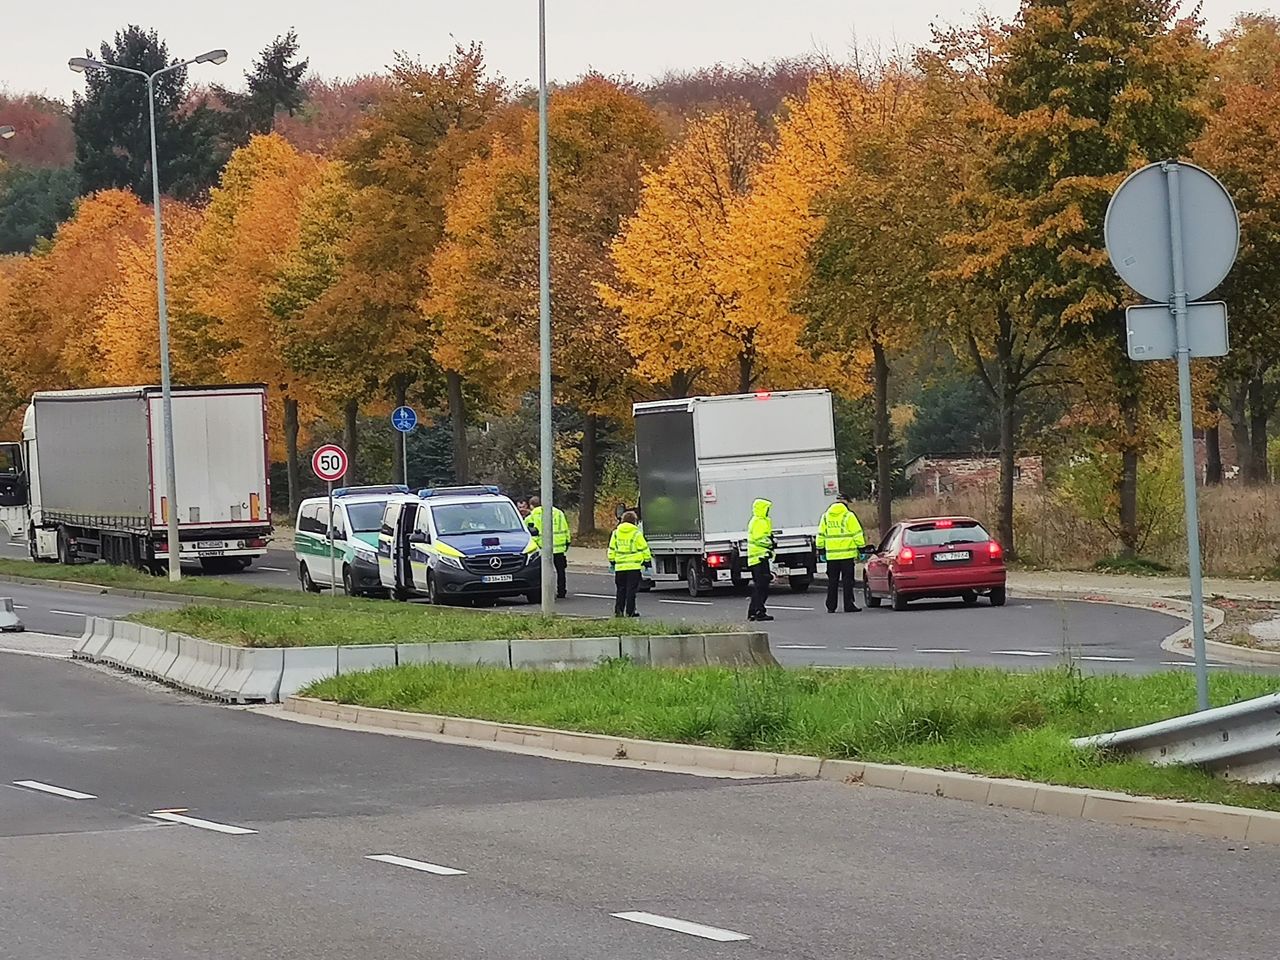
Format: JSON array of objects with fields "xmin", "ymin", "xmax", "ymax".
[
  {"xmin": 0, "ymin": 385, "xmax": 272, "ymax": 573},
  {"xmin": 632, "ymin": 389, "xmax": 840, "ymax": 596}
]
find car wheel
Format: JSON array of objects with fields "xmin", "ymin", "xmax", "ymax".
[
  {"xmin": 962, "ymin": 591, "xmax": 978, "ymax": 606},
  {"xmin": 789, "ymin": 575, "xmax": 812, "ymax": 594},
  {"xmin": 989, "ymin": 585, "xmax": 1007, "ymax": 607},
  {"xmin": 890, "ymin": 578, "xmax": 908, "ymax": 611},
  {"xmin": 863, "ymin": 575, "xmax": 881, "ymax": 608},
  {"xmin": 300, "ymin": 562, "xmax": 321, "ymax": 594},
  {"xmin": 342, "ymin": 564, "xmax": 360, "ymax": 598}
]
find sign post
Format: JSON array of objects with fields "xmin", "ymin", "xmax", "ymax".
[
  {"xmin": 311, "ymin": 444, "xmax": 349, "ymax": 595},
  {"xmin": 1105, "ymin": 160, "xmax": 1239, "ymax": 711},
  {"xmin": 391, "ymin": 406, "xmax": 418, "ymax": 488}
]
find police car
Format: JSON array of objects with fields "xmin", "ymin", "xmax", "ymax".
[
  {"xmin": 377, "ymin": 486, "xmax": 541, "ymax": 604},
  {"xmin": 295, "ymin": 485, "xmax": 412, "ymax": 597}
]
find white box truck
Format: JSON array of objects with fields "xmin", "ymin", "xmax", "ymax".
[
  {"xmin": 0, "ymin": 385, "xmax": 272, "ymax": 573},
  {"xmin": 632, "ymin": 389, "xmax": 840, "ymax": 596}
]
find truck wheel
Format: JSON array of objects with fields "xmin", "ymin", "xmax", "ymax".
[
  {"xmin": 56, "ymin": 527, "xmax": 73, "ymax": 565},
  {"xmin": 299, "ymin": 562, "xmax": 322, "ymax": 594},
  {"xmin": 686, "ymin": 560, "xmax": 709, "ymax": 597},
  {"xmin": 863, "ymin": 575, "xmax": 881, "ymax": 608},
  {"xmin": 236, "ymin": 557, "xmax": 253, "ymax": 571},
  {"xmin": 789, "ymin": 575, "xmax": 812, "ymax": 594}
]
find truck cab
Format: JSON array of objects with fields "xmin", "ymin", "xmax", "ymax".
[
  {"xmin": 0, "ymin": 441, "xmax": 28, "ymax": 544},
  {"xmin": 378, "ymin": 486, "xmax": 540, "ymax": 605}
]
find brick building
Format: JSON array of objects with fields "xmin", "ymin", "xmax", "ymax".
[{"xmin": 903, "ymin": 453, "xmax": 1045, "ymax": 498}]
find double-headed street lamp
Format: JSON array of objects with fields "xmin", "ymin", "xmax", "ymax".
[{"xmin": 68, "ymin": 48, "xmax": 227, "ymax": 582}]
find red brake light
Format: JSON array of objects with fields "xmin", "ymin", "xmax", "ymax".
[
  {"xmin": 898, "ymin": 546, "xmax": 915, "ymax": 566},
  {"xmin": 707, "ymin": 554, "xmax": 724, "ymax": 567},
  {"xmin": 754, "ymin": 391, "xmax": 771, "ymax": 400},
  {"xmin": 988, "ymin": 541, "xmax": 1003, "ymax": 560},
  {"xmin": 935, "ymin": 519, "xmax": 953, "ymax": 528}
]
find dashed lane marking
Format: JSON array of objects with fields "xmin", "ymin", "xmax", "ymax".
[
  {"xmin": 658, "ymin": 599, "xmax": 715, "ymax": 606},
  {"xmin": 149, "ymin": 812, "xmax": 257, "ymax": 835},
  {"xmin": 844, "ymin": 645, "xmax": 896, "ymax": 652},
  {"xmin": 916, "ymin": 648, "xmax": 970, "ymax": 654},
  {"xmin": 991, "ymin": 650, "xmax": 1054, "ymax": 657},
  {"xmin": 47, "ymin": 610, "xmax": 88, "ymax": 618},
  {"xmin": 611, "ymin": 911, "xmax": 750, "ymax": 943},
  {"xmin": 1075, "ymin": 655, "xmax": 1135, "ymax": 663},
  {"xmin": 574, "ymin": 593, "xmax": 616, "ymax": 600},
  {"xmin": 776, "ymin": 644, "xmax": 826, "ymax": 650},
  {"xmin": 366, "ymin": 854, "xmax": 467, "ymax": 876},
  {"xmin": 768, "ymin": 604, "xmax": 814, "ymax": 611},
  {"xmin": 13, "ymin": 780, "xmax": 96, "ymax": 800},
  {"xmin": 257, "ymin": 566, "xmax": 290, "ymax": 573}
]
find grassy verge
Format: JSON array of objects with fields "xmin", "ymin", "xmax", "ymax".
[
  {"xmin": 131, "ymin": 603, "xmax": 703, "ymax": 647},
  {"xmin": 307, "ymin": 662, "xmax": 1280, "ymax": 811}
]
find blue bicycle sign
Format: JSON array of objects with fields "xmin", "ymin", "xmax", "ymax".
[{"xmin": 391, "ymin": 406, "xmax": 418, "ymax": 433}]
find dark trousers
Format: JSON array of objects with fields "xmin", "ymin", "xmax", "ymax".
[
  {"xmin": 554, "ymin": 552, "xmax": 567, "ymax": 598},
  {"xmin": 614, "ymin": 569, "xmax": 641, "ymax": 616},
  {"xmin": 826, "ymin": 557, "xmax": 857, "ymax": 612},
  {"xmin": 748, "ymin": 560, "xmax": 771, "ymax": 619}
]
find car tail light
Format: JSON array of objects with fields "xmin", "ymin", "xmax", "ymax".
[
  {"xmin": 988, "ymin": 541, "xmax": 1003, "ymax": 561},
  {"xmin": 898, "ymin": 546, "xmax": 915, "ymax": 567}
]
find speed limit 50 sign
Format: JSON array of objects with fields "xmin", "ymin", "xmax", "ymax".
[{"xmin": 312, "ymin": 444, "xmax": 349, "ymax": 483}]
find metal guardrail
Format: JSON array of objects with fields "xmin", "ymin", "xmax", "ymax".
[{"xmin": 1073, "ymin": 693, "xmax": 1280, "ymax": 784}]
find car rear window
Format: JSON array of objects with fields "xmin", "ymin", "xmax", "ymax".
[{"xmin": 903, "ymin": 521, "xmax": 990, "ymax": 547}]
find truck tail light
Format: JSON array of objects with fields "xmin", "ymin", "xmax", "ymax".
[
  {"xmin": 988, "ymin": 541, "xmax": 1004, "ymax": 562},
  {"xmin": 707, "ymin": 554, "xmax": 726, "ymax": 567},
  {"xmin": 898, "ymin": 546, "xmax": 915, "ymax": 568},
  {"xmin": 247, "ymin": 538, "xmax": 266, "ymax": 549}
]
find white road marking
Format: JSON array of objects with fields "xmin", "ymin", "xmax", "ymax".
[
  {"xmin": 916, "ymin": 648, "xmax": 970, "ymax": 654},
  {"xmin": 991, "ymin": 650, "xmax": 1054, "ymax": 657},
  {"xmin": 1075, "ymin": 655, "xmax": 1135, "ymax": 663},
  {"xmin": 776, "ymin": 644, "xmax": 826, "ymax": 650},
  {"xmin": 11, "ymin": 604, "xmax": 26, "ymax": 610},
  {"xmin": 366, "ymin": 853, "xmax": 467, "ymax": 876},
  {"xmin": 1160, "ymin": 661, "xmax": 1228, "ymax": 668},
  {"xmin": 658, "ymin": 599, "xmax": 714, "ymax": 606},
  {"xmin": 47, "ymin": 610, "xmax": 87, "ymax": 618},
  {"xmin": 611, "ymin": 911, "xmax": 750, "ymax": 943},
  {"xmin": 575, "ymin": 593, "xmax": 616, "ymax": 600},
  {"xmin": 257, "ymin": 566, "xmax": 290, "ymax": 573},
  {"xmin": 845, "ymin": 645, "xmax": 896, "ymax": 652},
  {"xmin": 149, "ymin": 812, "xmax": 257, "ymax": 835},
  {"xmin": 768, "ymin": 604, "xmax": 814, "ymax": 611},
  {"xmin": 13, "ymin": 780, "xmax": 96, "ymax": 800}
]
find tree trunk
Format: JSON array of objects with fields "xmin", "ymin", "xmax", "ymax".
[
  {"xmin": 871, "ymin": 340, "xmax": 893, "ymax": 536},
  {"xmin": 446, "ymin": 370, "xmax": 469, "ymax": 484},
  {"xmin": 1248, "ymin": 375, "xmax": 1269, "ymax": 484},
  {"xmin": 1205, "ymin": 399, "xmax": 1223, "ymax": 486},
  {"xmin": 737, "ymin": 351, "xmax": 753, "ymax": 394},
  {"xmin": 342, "ymin": 398, "xmax": 359, "ymax": 485},
  {"xmin": 1228, "ymin": 384, "xmax": 1254, "ymax": 483},
  {"xmin": 578, "ymin": 412, "xmax": 598, "ymax": 537},
  {"xmin": 284, "ymin": 396, "xmax": 300, "ymax": 515},
  {"xmin": 391, "ymin": 375, "xmax": 408, "ymax": 486},
  {"xmin": 997, "ymin": 391, "xmax": 1017, "ymax": 560}
]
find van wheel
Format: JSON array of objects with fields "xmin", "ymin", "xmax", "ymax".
[
  {"xmin": 299, "ymin": 562, "xmax": 321, "ymax": 594},
  {"xmin": 863, "ymin": 576, "xmax": 881, "ymax": 608},
  {"xmin": 525, "ymin": 591, "xmax": 540, "ymax": 604},
  {"xmin": 890, "ymin": 578, "xmax": 908, "ymax": 611},
  {"xmin": 342, "ymin": 564, "xmax": 360, "ymax": 598},
  {"xmin": 426, "ymin": 573, "xmax": 440, "ymax": 605}
]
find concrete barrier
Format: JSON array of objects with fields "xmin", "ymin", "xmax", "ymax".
[
  {"xmin": 72, "ymin": 617, "xmax": 113, "ymax": 660},
  {"xmin": 510, "ymin": 636, "xmax": 622, "ymax": 670},
  {"xmin": 396, "ymin": 640, "xmax": 511, "ymax": 668},
  {"xmin": 99, "ymin": 619, "xmax": 143, "ymax": 668},
  {"xmin": 649, "ymin": 634, "xmax": 708, "ymax": 667},
  {"xmin": 212, "ymin": 646, "xmax": 284, "ymax": 703},
  {"xmin": 337, "ymin": 644, "xmax": 397, "ymax": 675},
  {"xmin": 278, "ymin": 645, "xmax": 339, "ymax": 699},
  {"xmin": 163, "ymin": 634, "xmax": 202, "ymax": 688},
  {"xmin": 128, "ymin": 625, "xmax": 169, "ymax": 676},
  {"xmin": 620, "ymin": 635, "xmax": 649, "ymax": 664},
  {"xmin": 146, "ymin": 630, "xmax": 182, "ymax": 679}
]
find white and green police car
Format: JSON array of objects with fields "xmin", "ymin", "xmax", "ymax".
[
  {"xmin": 377, "ymin": 485, "xmax": 542, "ymax": 604},
  {"xmin": 295, "ymin": 485, "xmax": 412, "ymax": 597}
]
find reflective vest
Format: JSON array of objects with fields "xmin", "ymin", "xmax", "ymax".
[
  {"xmin": 746, "ymin": 498, "xmax": 774, "ymax": 565},
  {"xmin": 817, "ymin": 502, "xmax": 866, "ymax": 560},
  {"xmin": 608, "ymin": 522, "xmax": 651, "ymax": 571},
  {"xmin": 528, "ymin": 506, "xmax": 570, "ymax": 554}
]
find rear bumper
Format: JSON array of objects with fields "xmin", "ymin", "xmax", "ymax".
[{"xmin": 894, "ymin": 567, "xmax": 1006, "ymax": 596}]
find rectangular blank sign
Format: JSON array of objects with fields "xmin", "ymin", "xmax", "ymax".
[{"xmin": 1126, "ymin": 301, "xmax": 1229, "ymax": 361}]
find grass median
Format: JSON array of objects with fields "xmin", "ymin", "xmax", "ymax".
[
  {"xmin": 130, "ymin": 603, "xmax": 703, "ymax": 647},
  {"xmin": 306, "ymin": 661, "xmax": 1280, "ymax": 811}
]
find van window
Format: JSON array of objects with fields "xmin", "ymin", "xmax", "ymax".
[
  {"xmin": 433, "ymin": 501, "xmax": 524, "ymax": 536},
  {"xmin": 299, "ymin": 503, "xmax": 321, "ymax": 534},
  {"xmin": 346, "ymin": 501, "xmax": 387, "ymax": 533},
  {"xmin": 380, "ymin": 503, "xmax": 397, "ymax": 538}
]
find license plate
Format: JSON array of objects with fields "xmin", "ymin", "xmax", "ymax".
[
  {"xmin": 198, "ymin": 550, "xmax": 225, "ymax": 557},
  {"xmin": 482, "ymin": 574, "xmax": 514, "ymax": 584},
  {"xmin": 934, "ymin": 551, "xmax": 970, "ymax": 562},
  {"xmin": 198, "ymin": 540, "xmax": 224, "ymax": 550}
]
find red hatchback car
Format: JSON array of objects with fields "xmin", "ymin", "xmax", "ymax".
[{"xmin": 863, "ymin": 516, "xmax": 1006, "ymax": 611}]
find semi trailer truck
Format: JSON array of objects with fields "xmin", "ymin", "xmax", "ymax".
[
  {"xmin": 0, "ymin": 385, "xmax": 272, "ymax": 573},
  {"xmin": 632, "ymin": 389, "xmax": 840, "ymax": 596}
]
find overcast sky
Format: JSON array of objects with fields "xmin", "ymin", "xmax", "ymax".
[{"xmin": 2, "ymin": 1, "xmax": 1254, "ymax": 101}]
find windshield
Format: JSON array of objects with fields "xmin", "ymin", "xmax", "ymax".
[
  {"xmin": 903, "ymin": 522, "xmax": 990, "ymax": 547},
  {"xmin": 433, "ymin": 501, "xmax": 526, "ymax": 536},
  {"xmin": 0, "ymin": 446, "xmax": 18, "ymax": 477},
  {"xmin": 346, "ymin": 501, "xmax": 388, "ymax": 533}
]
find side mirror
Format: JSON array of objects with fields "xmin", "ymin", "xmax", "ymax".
[
  {"xmin": 409, "ymin": 532, "xmax": 429, "ymax": 544},
  {"xmin": 329, "ymin": 528, "xmax": 346, "ymax": 541}
]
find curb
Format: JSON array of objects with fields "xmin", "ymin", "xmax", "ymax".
[
  {"xmin": 284, "ymin": 695, "xmax": 1280, "ymax": 845},
  {"xmin": 0, "ymin": 572, "xmax": 291, "ymax": 610}
]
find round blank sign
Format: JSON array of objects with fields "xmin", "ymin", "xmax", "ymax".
[{"xmin": 1104, "ymin": 161, "xmax": 1239, "ymax": 303}]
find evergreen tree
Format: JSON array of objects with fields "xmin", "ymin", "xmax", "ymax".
[
  {"xmin": 216, "ymin": 30, "xmax": 310, "ymax": 143},
  {"xmin": 0, "ymin": 165, "xmax": 81, "ymax": 254}
]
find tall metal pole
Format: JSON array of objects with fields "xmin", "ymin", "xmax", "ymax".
[
  {"xmin": 148, "ymin": 76, "xmax": 182, "ymax": 583},
  {"xmin": 537, "ymin": 0, "xmax": 555, "ymax": 613},
  {"xmin": 1165, "ymin": 160, "xmax": 1210, "ymax": 711},
  {"xmin": 402, "ymin": 431, "xmax": 409, "ymax": 487}
]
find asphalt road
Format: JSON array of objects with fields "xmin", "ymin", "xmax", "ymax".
[
  {"xmin": 0, "ymin": 539, "xmax": 1215, "ymax": 673},
  {"xmin": 3, "ymin": 651, "xmax": 1279, "ymax": 960}
]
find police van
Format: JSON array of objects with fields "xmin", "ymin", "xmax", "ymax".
[
  {"xmin": 294, "ymin": 485, "xmax": 412, "ymax": 597},
  {"xmin": 377, "ymin": 486, "xmax": 541, "ymax": 604}
]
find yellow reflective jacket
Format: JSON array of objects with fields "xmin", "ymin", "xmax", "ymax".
[
  {"xmin": 746, "ymin": 498, "xmax": 774, "ymax": 565},
  {"xmin": 817, "ymin": 502, "xmax": 866, "ymax": 560},
  {"xmin": 608, "ymin": 522, "xmax": 651, "ymax": 571}
]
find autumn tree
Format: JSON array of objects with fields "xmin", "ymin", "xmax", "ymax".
[
  {"xmin": 952, "ymin": 0, "xmax": 1212, "ymax": 556},
  {"xmin": 275, "ymin": 76, "xmax": 393, "ymax": 155}
]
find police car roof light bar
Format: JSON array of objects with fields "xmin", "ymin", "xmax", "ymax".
[
  {"xmin": 418, "ymin": 485, "xmax": 501, "ymax": 499},
  {"xmin": 333, "ymin": 484, "xmax": 411, "ymax": 498}
]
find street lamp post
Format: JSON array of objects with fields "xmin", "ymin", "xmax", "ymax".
[
  {"xmin": 536, "ymin": 0, "xmax": 555, "ymax": 613},
  {"xmin": 69, "ymin": 48, "xmax": 227, "ymax": 583}
]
